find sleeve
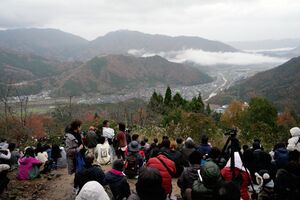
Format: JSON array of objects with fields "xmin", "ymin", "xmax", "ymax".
[
  {"xmin": 32, "ymin": 158, "xmax": 42, "ymax": 165},
  {"xmin": 0, "ymin": 150, "xmax": 11, "ymax": 160}
]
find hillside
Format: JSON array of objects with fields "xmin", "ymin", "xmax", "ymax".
[
  {"xmin": 0, "ymin": 49, "xmax": 78, "ymax": 96},
  {"xmin": 211, "ymin": 56, "xmax": 300, "ymax": 113},
  {"xmin": 55, "ymin": 54, "xmax": 213, "ymax": 96},
  {"xmin": 0, "ymin": 28, "xmax": 88, "ymax": 60},
  {"xmin": 77, "ymin": 30, "xmax": 238, "ymax": 60}
]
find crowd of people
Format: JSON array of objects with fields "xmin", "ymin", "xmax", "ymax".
[{"xmin": 1, "ymin": 119, "xmax": 300, "ymax": 200}]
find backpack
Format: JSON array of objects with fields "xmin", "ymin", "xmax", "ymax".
[{"xmin": 124, "ymin": 154, "xmax": 139, "ymax": 179}]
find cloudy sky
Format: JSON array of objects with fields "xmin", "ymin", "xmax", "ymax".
[{"xmin": 1, "ymin": 0, "xmax": 300, "ymax": 41}]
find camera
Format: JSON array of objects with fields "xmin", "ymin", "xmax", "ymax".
[{"xmin": 224, "ymin": 128, "xmax": 237, "ymax": 137}]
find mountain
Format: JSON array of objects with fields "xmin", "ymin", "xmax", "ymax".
[
  {"xmin": 229, "ymin": 39, "xmax": 300, "ymax": 50},
  {"xmin": 211, "ymin": 56, "xmax": 300, "ymax": 113},
  {"xmin": 0, "ymin": 49, "xmax": 79, "ymax": 96},
  {"xmin": 77, "ymin": 30, "xmax": 237, "ymax": 60},
  {"xmin": 0, "ymin": 28, "xmax": 88, "ymax": 61},
  {"xmin": 55, "ymin": 54, "xmax": 213, "ymax": 96}
]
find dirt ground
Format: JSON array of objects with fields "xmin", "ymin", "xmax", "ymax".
[{"xmin": 1, "ymin": 165, "xmax": 181, "ymax": 200}]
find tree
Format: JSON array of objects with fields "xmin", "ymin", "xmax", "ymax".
[
  {"xmin": 173, "ymin": 92, "xmax": 185, "ymax": 108},
  {"xmin": 164, "ymin": 86, "xmax": 172, "ymax": 107},
  {"xmin": 188, "ymin": 93, "xmax": 205, "ymax": 113},
  {"xmin": 148, "ymin": 91, "xmax": 164, "ymax": 113},
  {"xmin": 205, "ymin": 103, "xmax": 211, "ymax": 115},
  {"xmin": 221, "ymin": 100, "xmax": 244, "ymax": 128}
]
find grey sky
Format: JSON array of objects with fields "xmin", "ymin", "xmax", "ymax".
[{"xmin": 0, "ymin": 0, "xmax": 299, "ymax": 41}]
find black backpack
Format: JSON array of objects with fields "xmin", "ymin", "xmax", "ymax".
[{"xmin": 124, "ymin": 154, "xmax": 139, "ymax": 179}]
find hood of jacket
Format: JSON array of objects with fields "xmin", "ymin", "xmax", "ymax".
[
  {"xmin": 76, "ymin": 181, "xmax": 109, "ymax": 200},
  {"xmin": 201, "ymin": 161, "xmax": 222, "ymax": 187},
  {"xmin": 290, "ymin": 127, "xmax": 300, "ymax": 137},
  {"xmin": 105, "ymin": 170, "xmax": 125, "ymax": 183}
]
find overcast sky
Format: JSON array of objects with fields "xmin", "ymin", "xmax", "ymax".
[{"xmin": 1, "ymin": 0, "xmax": 300, "ymax": 41}]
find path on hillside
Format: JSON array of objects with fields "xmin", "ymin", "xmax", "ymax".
[{"xmin": 2, "ymin": 165, "xmax": 181, "ymax": 200}]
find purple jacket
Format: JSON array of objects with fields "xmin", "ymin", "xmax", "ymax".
[{"xmin": 17, "ymin": 157, "xmax": 41, "ymax": 180}]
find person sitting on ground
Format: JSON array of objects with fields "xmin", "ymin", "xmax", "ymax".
[
  {"xmin": 178, "ymin": 151, "xmax": 203, "ymax": 200},
  {"xmin": 102, "ymin": 120, "xmax": 115, "ymax": 163},
  {"xmin": 181, "ymin": 138, "xmax": 196, "ymax": 164},
  {"xmin": 274, "ymin": 150, "xmax": 300, "ymax": 200},
  {"xmin": 74, "ymin": 153, "xmax": 105, "ymax": 193},
  {"xmin": 0, "ymin": 146, "xmax": 11, "ymax": 165},
  {"xmin": 56, "ymin": 146, "xmax": 67, "ymax": 168},
  {"xmin": 8, "ymin": 143, "xmax": 20, "ymax": 169},
  {"xmin": 146, "ymin": 148, "xmax": 176, "ymax": 195},
  {"xmin": 192, "ymin": 161, "xmax": 224, "ymax": 200},
  {"xmin": 35, "ymin": 143, "xmax": 48, "ymax": 164},
  {"xmin": 221, "ymin": 152, "xmax": 251, "ymax": 200},
  {"xmin": 143, "ymin": 138, "xmax": 150, "ymax": 151},
  {"xmin": 287, "ymin": 127, "xmax": 300, "ymax": 152},
  {"xmin": 217, "ymin": 181, "xmax": 241, "ymax": 200},
  {"xmin": 206, "ymin": 147, "xmax": 227, "ymax": 169},
  {"xmin": 104, "ymin": 159, "xmax": 131, "ymax": 200},
  {"xmin": 76, "ymin": 181, "xmax": 110, "ymax": 200},
  {"xmin": 255, "ymin": 169, "xmax": 274, "ymax": 200},
  {"xmin": 128, "ymin": 167, "xmax": 167, "ymax": 200},
  {"xmin": 124, "ymin": 141, "xmax": 144, "ymax": 179},
  {"xmin": 85, "ymin": 126, "xmax": 99, "ymax": 155},
  {"xmin": 176, "ymin": 137, "xmax": 184, "ymax": 152},
  {"xmin": 197, "ymin": 135, "xmax": 212, "ymax": 156},
  {"xmin": 17, "ymin": 147, "xmax": 42, "ymax": 180},
  {"xmin": 0, "ymin": 139, "xmax": 9, "ymax": 150},
  {"xmin": 95, "ymin": 136, "xmax": 111, "ymax": 165},
  {"xmin": 273, "ymin": 142, "xmax": 289, "ymax": 169},
  {"xmin": 0, "ymin": 164, "xmax": 10, "ymax": 194},
  {"xmin": 160, "ymin": 139, "xmax": 186, "ymax": 177}
]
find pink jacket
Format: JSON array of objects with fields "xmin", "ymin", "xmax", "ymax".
[{"xmin": 17, "ymin": 156, "xmax": 42, "ymax": 180}]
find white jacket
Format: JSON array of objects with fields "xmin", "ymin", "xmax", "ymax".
[
  {"xmin": 287, "ymin": 127, "xmax": 300, "ymax": 152},
  {"xmin": 76, "ymin": 181, "xmax": 109, "ymax": 200}
]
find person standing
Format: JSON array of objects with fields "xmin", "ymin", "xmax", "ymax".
[
  {"xmin": 116, "ymin": 123, "xmax": 127, "ymax": 160},
  {"xmin": 65, "ymin": 120, "xmax": 84, "ymax": 174},
  {"xmin": 102, "ymin": 120, "xmax": 115, "ymax": 162}
]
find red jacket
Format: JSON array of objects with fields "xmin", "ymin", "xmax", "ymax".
[
  {"xmin": 117, "ymin": 131, "xmax": 127, "ymax": 148},
  {"xmin": 221, "ymin": 167, "xmax": 251, "ymax": 200},
  {"xmin": 146, "ymin": 154, "xmax": 176, "ymax": 194}
]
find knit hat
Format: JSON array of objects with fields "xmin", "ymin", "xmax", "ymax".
[
  {"xmin": 255, "ymin": 170, "xmax": 274, "ymax": 188},
  {"xmin": 76, "ymin": 181, "xmax": 109, "ymax": 200},
  {"xmin": 290, "ymin": 127, "xmax": 300, "ymax": 137}
]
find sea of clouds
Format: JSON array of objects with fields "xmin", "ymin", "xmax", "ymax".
[{"xmin": 128, "ymin": 48, "xmax": 288, "ymax": 66}]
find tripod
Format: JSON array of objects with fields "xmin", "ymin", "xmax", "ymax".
[{"xmin": 219, "ymin": 128, "xmax": 258, "ymax": 200}]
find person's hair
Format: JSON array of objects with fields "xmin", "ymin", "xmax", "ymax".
[
  {"xmin": 24, "ymin": 147, "xmax": 35, "ymax": 157},
  {"xmin": 8, "ymin": 143, "xmax": 16, "ymax": 151},
  {"xmin": 85, "ymin": 153, "xmax": 94, "ymax": 166},
  {"xmin": 161, "ymin": 139, "xmax": 170, "ymax": 148},
  {"xmin": 132, "ymin": 134, "xmax": 139, "ymax": 141},
  {"xmin": 185, "ymin": 140, "xmax": 195, "ymax": 148},
  {"xmin": 144, "ymin": 138, "xmax": 148, "ymax": 143},
  {"xmin": 103, "ymin": 120, "xmax": 109, "ymax": 126},
  {"xmin": 176, "ymin": 137, "xmax": 183, "ymax": 144},
  {"xmin": 162, "ymin": 136, "xmax": 169, "ymax": 140},
  {"xmin": 1, "ymin": 138, "xmax": 7, "ymax": 142},
  {"xmin": 209, "ymin": 147, "xmax": 221, "ymax": 159},
  {"xmin": 136, "ymin": 167, "xmax": 166, "ymax": 200},
  {"xmin": 141, "ymin": 141, "xmax": 146, "ymax": 147},
  {"xmin": 70, "ymin": 119, "xmax": 82, "ymax": 131},
  {"xmin": 112, "ymin": 159, "xmax": 124, "ymax": 171},
  {"xmin": 153, "ymin": 138, "xmax": 158, "ymax": 144},
  {"xmin": 36, "ymin": 143, "xmax": 43, "ymax": 153},
  {"xmin": 119, "ymin": 122, "xmax": 126, "ymax": 131},
  {"xmin": 274, "ymin": 142, "xmax": 286, "ymax": 150},
  {"xmin": 201, "ymin": 135, "xmax": 209, "ymax": 144},
  {"xmin": 189, "ymin": 151, "xmax": 203, "ymax": 165},
  {"xmin": 242, "ymin": 144, "xmax": 249, "ymax": 151},
  {"xmin": 99, "ymin": 136, "xmax": 106, "ymax": 144},
  {"xmin": 218, "ymin": 182, "xmax": 241, "ymax": 200}
]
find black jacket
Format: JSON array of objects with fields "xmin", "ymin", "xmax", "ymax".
[{"xmin": 104, "ymin": 170, "xmax": 131, "ymax": 200}]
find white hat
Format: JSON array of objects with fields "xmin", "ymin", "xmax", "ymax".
[
  {"xmin": 76, "ymin": 181, "xmax": 109, "ymax": 200},
  {"xmin": 290, "ymin": 127, "xmax": 300, "ymax": 137}
]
